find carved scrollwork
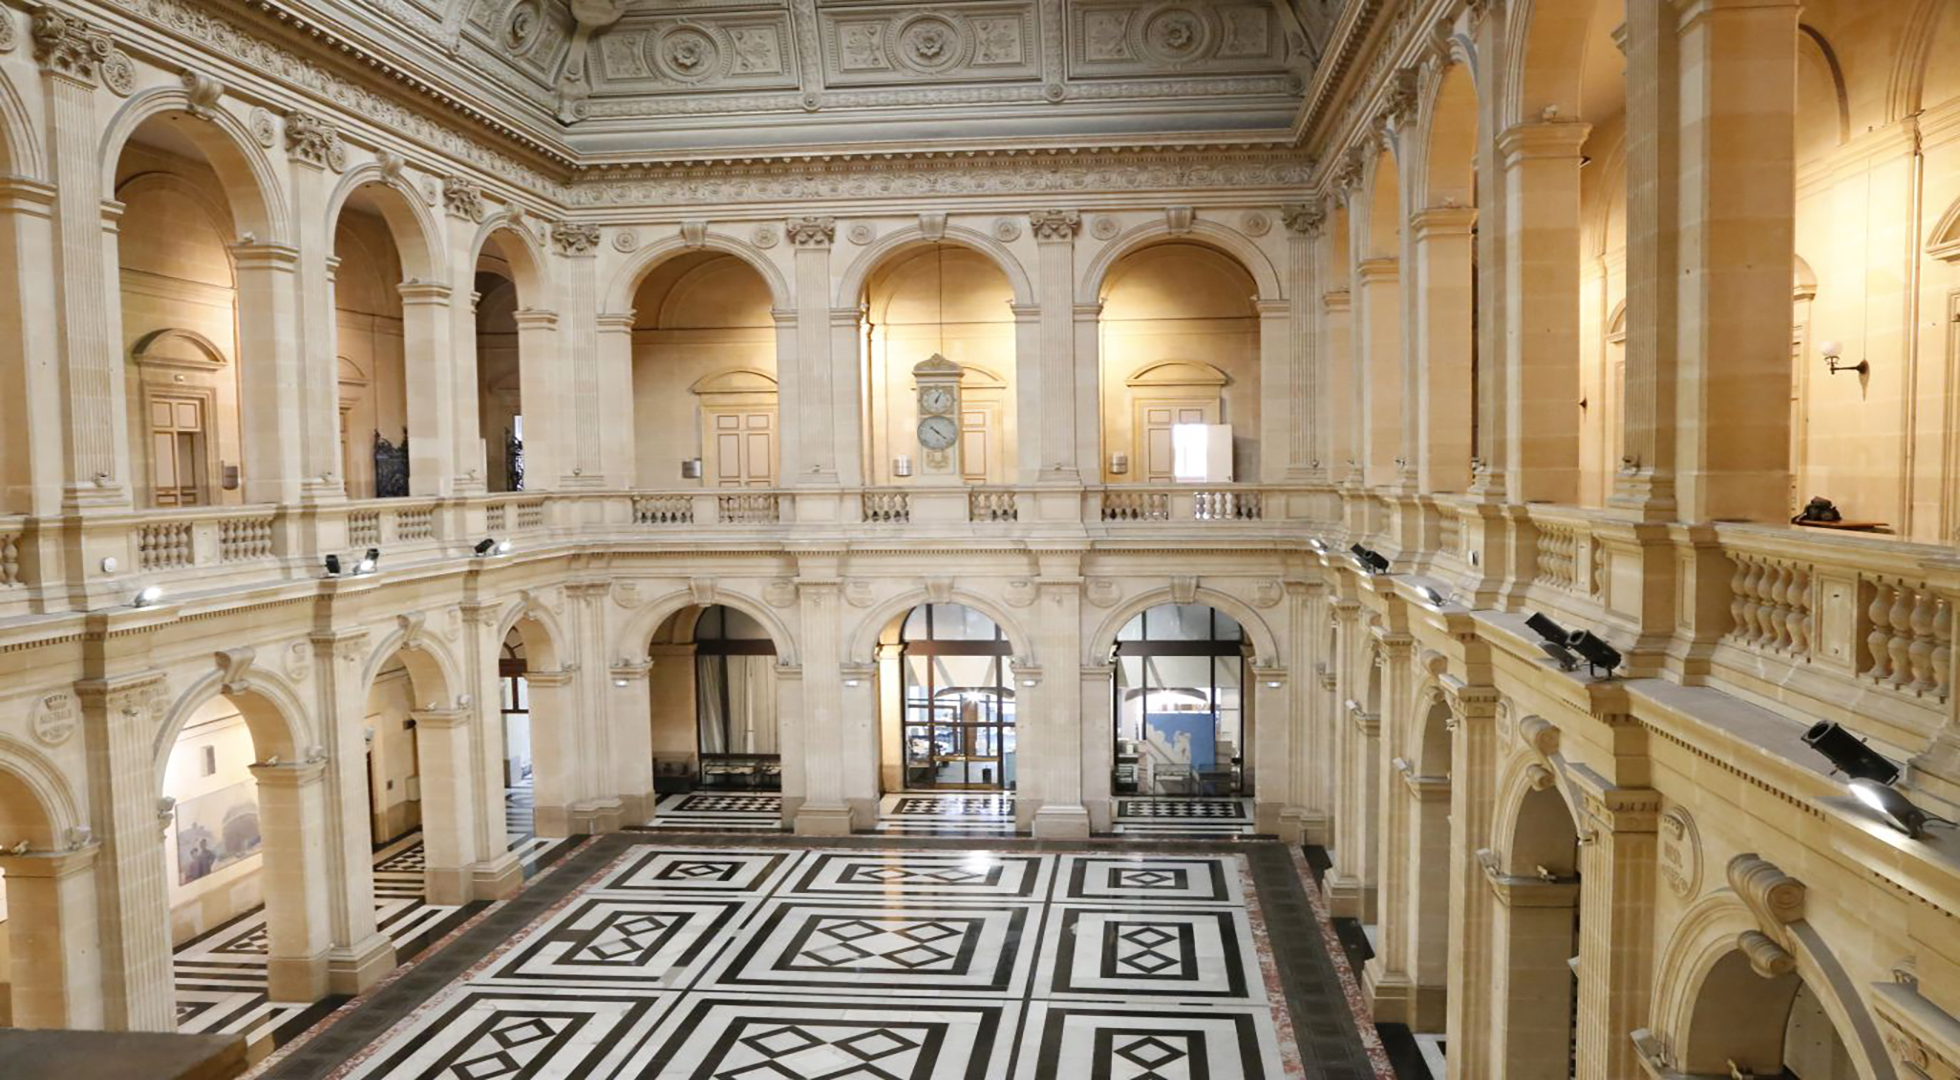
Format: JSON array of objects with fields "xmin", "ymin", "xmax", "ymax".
[
  {"xmin": 443, "ymin": 177, "xmax": 487, "ymax": 222},
  {"xmin": 785, "ymin": 216, "xmax": 836, "ymax": 247},
  {"xmin": 285, "ymin": 111, "xmax": 348, "ymax": 171},
  {"xmin": 551, "ymin": 221, "xmax": 603, "ymax": 254},
  {"xmin": 1029, "ymin": 209, "xmax": 1083, "ymax": 241}
]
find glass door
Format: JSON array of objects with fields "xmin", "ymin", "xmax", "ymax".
[{"xmin": 899, "ymin": 605, "xmax": 1016, "ymax": 791}]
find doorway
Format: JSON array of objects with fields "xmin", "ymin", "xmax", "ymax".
[
  {"xmin": 889, "ymin": 603, "xmax": 1016, "ymax": 791},
  {"xmin": 1111, "ymin": 604, "xmax": 1250, "ymax": 797}
]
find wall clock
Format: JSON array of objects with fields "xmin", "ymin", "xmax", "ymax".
[
  {"xmin": 919, "ymin": 385, "xmax": 956, "ymax": 416},
  {"xmin": 917, "ymin": 414, "xmax": 959, "ymax": 450}
]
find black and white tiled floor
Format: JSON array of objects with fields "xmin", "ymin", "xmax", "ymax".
[
  {"xmin": 1112, "ymin": 796, "xmax": 1258, "ymax": 837},
  {"xmin": 647, "ymin": 791, "xmax": 787, "ymax": 831},
  {"xmin": 173, "ymin": 785, "xmax": 571, "ymax": 1048},
  {"xmin": 268, "ymin": 844, "xmax": 1314, "ymax": 1079},
  {"xmin": 638, "ymin": 790, "xmax": 1261, "ymax": 840}
]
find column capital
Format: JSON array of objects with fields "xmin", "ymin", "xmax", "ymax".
[
  {"xmin": 786, "ymin": 216, "xmax": 837, "ymax": 248},
  {"xmin": 774, "ymin": 307, "xmax": 800, "ymax": 327},
  {"xmin": 31, "ymin": 10, "xmax": 126, "ymax": 89},
  {"xmin": 512, "ymin": 308, "xmax": 560, "ymax": 330},
  {"xmin": 0, "ymin": 176, "xmax": 57, "ymax": 213},
  {"xmin": 1255, "ymin": 298, "xmax": 1290, "ymax": 318},
  {"xmin": 550, "ymin": 221, "xmax": 602, "ymax": 256},
  {"xmin": 609, "ymin": 659, "xmax": 653, "ymax": 682},
  {"xmin": 284, "ymin": 111, "xmax": 348, "ymax": 172},
  {"xmin": 409, "ymin": 707, "xmax": 472, "ymax": 729},
  {"xmin": 1080, "ymin": 662, "xmax": 1116, "ymax": 680},
  {"xmin": 442, "ymin": 177, "xmax": 488, "ymax": 223},
  {"xmin": 230, "ymin": 242, "xmax": 303, "ymax": 271},
  {"xmin": 524, "ymin": 668, "xmax": 577, "ymax": 688},
  {"xmin": 1410, "ymin": 205, "xmax": 1479, "ymax": 238},
  {"xmin": 397, "ymin": 279, "xmax": 454, "ymax": 305},
  {"xmin": 0, "ymin": 845, "xmax": 100, "ymax": 878},
  {"xmin": 1028, "ymin": 209, "xmax": 1082, "ymax": 242},
  {"xmin": 828, "ymin": 306, "xmax": 861, "ymax": 328},
  {"xmin": 1282, "ymin": 201, "xmax": 1326, "ymax": 236},
  {"xmin": 1008, "ymin": 302, "xmax": 1041, "ymax": 321},
  {"xmin": 248, "ymin": 759, "xmax": 329, "ymax": 785},
  {"xmin": 596, "ymin": 311, "xmax": 637, "ymax": 333},
  {"xmin": 1354, "ymin": 256, "xmax": 1399, "ymax": 285},
  {"xmin": 1497, "ymin": 119, "xmax": 1594, "ymax": 164}
]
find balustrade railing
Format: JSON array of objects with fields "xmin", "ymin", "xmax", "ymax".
[
  {"xmin": 633, "ymin": 494, "xmax": 693, "ymax": 525},
  {"xmin": 137, "ymin": 520, "xmax": 193, "ymax": 571},
  {"xmin": 1101, "ymin": 490, "xmax": 1170, "ymax": 522},
  {"xmin": 348, "ymin": 509, "xmax": 381, "ymax": 548},
  {"xmin": 718, "ymin": 493, "xmax": 780, "ymax": 524},
  {"xmin": 1726, "ymin": 551, "xmax": 1813, "ymax": 658},
  {"xmin": 217, "ymin": 515, "xmax": 276, "ymax": 563},
  {"xmin": 0, "ymin": 525, "xmax": 21, "ymax": 587},
  {"xmin": 862, "ymin": 491, "xmax": 911, "ymax": 524},
  {"xmin": 969, "ymin": 489, "xmax": 1018, "ymax": 522},
  {"xmin": 1861, "ymin": 576, "xmax": 1952, "ymax": 702}
]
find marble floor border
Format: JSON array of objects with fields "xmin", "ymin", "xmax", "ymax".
[{"xmin": 251, "ymin": 833, "xmax": 1385, "ymax": 1080}]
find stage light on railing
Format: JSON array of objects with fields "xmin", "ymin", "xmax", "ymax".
[
  {"xmin": 357, "ymin": 548, "xmax": 379, "ymax": 575},
  {"xmin": 1416, "ymin": 584, "xmax": 1448, "ymax": 607},
  {"xmin": 474, "ymin": 537, "xmax": 515, "ymax": 558},
  {"xmin": 1564, "ymin": 629, "xmax": 1621, "ymax": 677},
  {"xmin": 613, "ymin": 678, "xmax": 629, "ymax": 688},
  {"xmin": 1525, "ymin": 611, "xmax": 1580, "ymax": 671},
  {"xmin": 1848, "ymin": 779, "xmax": 1949, "ymax": 839},
  {"xmin": 324, "ymin": 554, "xmax": 342, "ymax": 577},
  {"xmin": 132, "ymin": 585, "xmax": 164, "ymax": 608},
  {"xmin": 1350, "ymin": 544, "xmax": 1390, "ymax": 574},
  {"xmin": 1308, "ymin": 538, "xmax": 1330, "ymax": 553},
  {"xmin": 1802, "ymin": 721, "xmax": 1901, "ymax": 785}
]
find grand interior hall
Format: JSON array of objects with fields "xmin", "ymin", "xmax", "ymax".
[{"xmin": 0, "ymin": 1, "xmax": 1956, "ymax": 1078}]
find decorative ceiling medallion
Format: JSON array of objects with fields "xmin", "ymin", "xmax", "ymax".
[
  {"xmin": 1136, "ymin": 4, "xmax": 1211, "ymax": 67},
  {"xmin": 649, "ymin": 23, "xmax": 729, "ymax": 85},
  {"xmin": 612, "ymin": 228, "xmax": 640, "ymax": 253},
  {"xmin": 891, "ymin": 14, "xmax": 967, "ymax": 75},
  {"xmin": 505, "ymin": 0, "xmax": 544, "ymax": 55}
]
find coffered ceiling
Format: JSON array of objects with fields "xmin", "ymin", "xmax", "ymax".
[{"xmin": 300, "ymin": 0, "xmax": 1329, "ymax": 159}]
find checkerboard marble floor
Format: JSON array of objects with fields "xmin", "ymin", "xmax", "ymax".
[
  {"xmin": 173, "ymin": 786, "xmax": 573, "ymax": 1048},
  {"xmin": 257, "ymin": 843, "xmax": 1339, "ymax": 1079},
  {"xmin": 637, "ymin": 791, "xmax": 1261, "ymax": 839}
]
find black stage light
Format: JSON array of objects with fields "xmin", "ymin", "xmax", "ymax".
[
  {"xmin": 324, "ymin": 554, "xmax": 342, "ymax": 577},
  {"xmin": 357, "ymin": 548, "xmax": 380, "ymax": 575},
  {"xmin": 1350, "ymin": 544, "xmax": 1391, "ymax": 574},
  {"xmin": 1525, "ymin": 612, "xmax": 1579, "ymax": 671},
  {"xmin": 1565, "ymin": 630, "xmax": 1622, "ymax": 676},
  {"xmin": 1802, "ymin": 722, "xmax": 1901, "ymax": 785},
  {"xmin": 474, "ymin": 538, "xmax": 497, "ymax": 556}
]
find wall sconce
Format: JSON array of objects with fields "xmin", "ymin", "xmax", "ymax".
[
  {"xmin": 1819, "ymin": 340, "xmax": 1868, "ymax": 377},
  {"xmin": 893, "ymin": 455, "xmax": 913, "ymax": 478},
  {"xmin": 681, "ymin": 458, "xmax": 703, "ymax": 480},
  {"xmin": 1109, "ymin": 452, "xmax": 1129, "ymax": 475}
]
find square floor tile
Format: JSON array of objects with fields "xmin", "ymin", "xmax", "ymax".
[
  {"xmin": 342, "ymin": 986, "xmax": 678, "ymax": 1080},
  {"xmin": 784, "ymin": 851, "xmax": 1052, "ymax": 902},
  {"xmin": 703, "ymin": 900, "xmax": 1038, "ymax": 997},
  {"xmin": 471, "ymin": 896, "xmax": 750, "ymax": 989},
  {"xmin": 1016, "ymin": 1003, "xmax": 1285, "ymax": 1080},
  {"xmin": 614, "ymin": 994, "xmax": 1017, "ymax": 1079},
  {"xmin": 1036, "ymin": 906, "xmax": 1260, "ymax": 1003},
  {"xmin": 1058, "ymin": 856, "xmax": 1243, "ymax": 906},
  {"xmin": 598, "ymin": 848, "xmax": 799, "ymax": 896}
]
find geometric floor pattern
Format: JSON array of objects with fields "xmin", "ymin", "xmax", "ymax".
[
  {"xmin": 285, "ymin": 845, "xmax": 1297, "ymax": 1078},
  {"xmin": 641, "ymin": 791, "xmax": 1261, "ymax": 839},
  {"xmin": 173, "ymin": 784, "xmax": 572, "ymax": 1048},
  {"xmin": 1112, "ymin": 797, "xmax": 1259, "ymax": 838}
]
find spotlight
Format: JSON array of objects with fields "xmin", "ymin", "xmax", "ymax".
[
  {"xmin": 1802, "ymin": 722, "xmax": 1901, "ymax": 785},
  {"xmin": 496, "ymin": 539, "xmax": 513, "ymax": 555},
  {"xmin": 324, "ymin": 554, "xmax": 342, "ymax": 577},
  {"xmin": 1350, "ymin": 543, "xmax": 1390, "ymax": 574},
  {"xmin": 612, "ymin": 678, "xmax": 629, "ymax": 688},
  {"xmin": 1308, "ymin": 538, "xmax": 1330, "ymax": 553},
  {"xmin": 356, "ymin": 548, "xmax": 379, "ymax": 575},
  {"xmin": 1848, "ymin": 779, "xmax": 1946, "ymax": 838},
  {"xmin": 1525, "ymin": 612, "xmax": 1579, "ymax": 671},
  {"xmin": 474, "ymin": 538, "xmax": 497, "ymax": 556},
  {"xmin": 1565, "ymin": 629, "xmax": 1621, "ymax": 677},
  {"xmin": 1416, "ymin": 584, "xmax": 1448, "ymax": 607},
  {"xmin": 132, "ymin": 585, "xmax": 164, "ymax": 608}
]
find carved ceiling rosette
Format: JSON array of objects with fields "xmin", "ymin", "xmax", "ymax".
[
  {"xmin": 649, "ymin": 22, "xmax": 731, "ymax": 85},
  {"xmin": 505, "ymin": 0, "xmax": 546, "ymax": 56},
  {"xmin": 1135, "ymin": 4, "xmax": 1211, "ymax": 68},
  {"xmin": 890, "ymin": 13, "xmax": 967, "ymax": 76}
]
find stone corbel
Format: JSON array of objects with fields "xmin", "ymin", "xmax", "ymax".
[
  {"xmin": 1728, "ymin": 853, "xmax": 1805, "ymax": 933},
  {"xmin": 688, "ymin": 578, "xmax": 717, "ymax": 608},
  {"xmin": 679, "ymin": 219, "xmax": 708, "ymax": 249},
  {"xmin": 1170, "ymin": 575, "xmax": 1199, "ymax": 605},
  {"xmin": 181, "ymin": 70, "xmax": 224, "ymax": 118},
  {"xmin": 1165, "ymin": 206, "xmax": 1194, "ymax": 235},
  {"xmin": 1736, "ymin": 929, "xmax": 1795, "ymax": 978},
  {"xmin": 918, "ymin": 212, "xmax": 948, "ymax": 242},
  {"xmin": 215, "ymin": 646, "xmax": 257, "ymax": 695},
  {"xmin": 397, "ymin": 611, "xmax": 427, "ymax": 651},
  {"xmin": 1524, "ymin": 762, "xmax": 1557, "ymax": 791},
  {"xmin": 1009, "ymin": 660, "xmax": 1042, "ymax": 689},
  {"xmin": 923, "ymin": 577, "xmax": 954, "ymax": 604},
  {"xmin": 1519, "ymin": 714, "xmax": 1561, "ymax": 758}
]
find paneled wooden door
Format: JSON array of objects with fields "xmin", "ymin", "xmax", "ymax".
[
  {"xmin": 1134, "ymin": 400, "xmax": 1216, "ymax": 482},
  {"xmin": 704, "ymin": 406, "xmax": 777, "ymax": 488}
]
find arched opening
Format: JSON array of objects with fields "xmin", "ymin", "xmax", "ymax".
[
  {"xmin": 860, "ymin": 245, "xmax": 1018, "ymax": 486},
  {"xmin": 1100, "ymin": 243, "xmax": 1260, "ymax": 483},
  {"xmin": 1682, "ymin": 950, "xmax": 1858, "ymax": 1078},
  {"xmin": 631, "ymin": 253, "xmax": 780, "ymax": 488},
  {"xmin": 498, "ymin": 630, "xmax": 533, "ymax": 846},
  {"xmin": 648, "ymin": 605, "xmax": 783, "ymax": 795},
  {"xmin": 1403, "ymin": 695, "xmax": 1453, "ymax": 1030},
  {"xmin": 330, "ymin": 186, "xmax": 414, "ymax": 499},
  {"xmin": 475, "ymin": 244, "xmax": 523, "ymax": 493},
  {"xmin": 1111, "ymin": 603, "xmax": 1249, "ymax": 798},
  {"xmin": 0, "ymin": 765, "xmax": 90, "ymax": 1029},
  {"xmin": 1358, "ymin": 149, "xmax": 1404, "ymax": 486},
  {"xmin": 360, "ymin": 645, "xmax": 480, "ymax": 932},
  {"xmin": 115, "ymin": 116, "xmax": 249, "ymax": 510},
  {"xmin": 0, "ymin": 113, "xmax": 34, "ymax": 516},
  {"xmin": 1494, "ymin": 781, "xmax": 1583, "ymax": 1080},
  {"xmin": 1417, "ymin": 58, "xmax": 1480, "ymax": 492},
  {"xmin": 161, "ymin": 691, "xmax": 342, "ymax": 1026},
  {"xmin": 876, "ymin": 602, "xmax": 1016, "ymax": 792}
]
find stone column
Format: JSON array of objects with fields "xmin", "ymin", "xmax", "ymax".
[
  {"xmin": 1497, "ymin": 120, "xmax": 1591, "ymax": 505},
  {"xmin": 309, "ymin": 629, "xmax": 395, "ymax": 994},
  {"xmin": 609, "ymin": 659, "xmax": 656, "ymax": 827},
  {"xmin": 231, "ymin": 242, "xmax": 307, "ymax": 505},
  {"xmin": 1410, "ymin": 207, "xmax": 1478, "ymax": 492},
  {"xmin": 792, "ymin": 566, "xmax": 853, "ymax": 834},
  {"xmin": 288, "ymin": 155, "xmax": 344, "ymax": 504},
  {"xmin": 788, "ymin": 218, "xmax": 839, "ymax": 486},
  {"xmin": 1353, "ymin": 256, "xmax": 1403, "ymax": 487},
  {"xmin": 443, "ymin": 191, "xmax": 488, "ymax": 494},
  {"xmin": 775, "ymin": 664, "xmax": 806, "ymax": 825},
  {"xmin": 75, "ymin": 671, "xmax": 173, "ymax": 1030},
  {"xmin": 1251, "ymin": 666, "xmax": 1293, "ymax": 837},
  {"xmin": 512, "ymin": 309, "xmax": 562, "ymax": 491},
  {"xmin": 0, "ymin": 846, "xmax": 101, "ymax": 1029},
  {"xmin": 1574, "ymin": 788, "xmax": 1660, "ymax": 1080},
  {"xmin": 1080, "ymin": 661, "xmax": 1116, "ymax": 832},
  {"xmin": 35, "ymin": 13, "xmax": 133, "ymax": 511},
  {"xmin": 524, "ymin": 668, "xmax": 578, "ymax": 838},
  {"xmin": 566, "ymin": 583, "xmax": 624, "ymax": 833},
  {"xmin": 551, "ymin": 224, "xmax": 606, "ymax": 488},
  {"xmin": 1323, "ymin": 600, "xmax": 1367, "ymax": 917},
  {"xmin": 249, "ymin": 760, "xmax": 333, "ymax": 1003},
  {"xmin": 1320, "ymin": 287, "xmax": 1355, "ymax": 484},
  {"xmin": 397, "ymin": 282, "xmax": 458, "ymax": 497},
  {"xmin": 825, "ymin": 306, "xmax": 865, "ymax": 490},
  {"xmin": 774, "ymin": 309, "xmax": 803, "ymax": 483},
  {"xmin": 1616, "ymin": 0, "xmax": 1798, "ymax": 522},
  {"xmin": 1445, "ymin": 684, "xmax": 1501, "ymax": 1077},
  {"xmin": 1486, "ymin": 868, "xmax": 1583, "ymax": 1080},
  {"xmin": 839, "ymin": 661, "xmax": 880, "ymax": 826},
  {"xmin": 1031, "ymin": 553, "xmax": 1090, "ymax": 838},
  {"xmin": 1071, "ymin": 302, "xmax": 1104, "ymax": 482},
  {"xmin": 1255, "ymin": 299, "xmax": 1292, "ymax": 483},
  {"xmin": 410, "ymin": 707, "xmax": 479, "ymax": 905},
  {"xmin": 596, "ymin": 312, "xmax": 639, "ymax": 488},
  {"xmin": 1281, "ymin": 203, "xmax": 1326, "ymax": 481},
  {"xmin": 461, "ymin": 601, "xmax": 520, "ymax": 898},
  {"xmin": 1404, "ymin": 768, "xmax": 1451, "ymax": 1030},
  {"xmin": 1009, "ymin": 302, "xmax": 1042, "ymax": 485},
  {"xmin": 1030, "ymin": 210, "xmax": 1084, "ymax": 483}
]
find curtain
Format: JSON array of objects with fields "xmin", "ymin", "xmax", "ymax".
[
  {"xmin": 727, "ymin": 655, "xmax": 779, "ymax": 754},
  {"xmin": 696, "ymin": 656, "xmax": 727, "ymax": 755}
]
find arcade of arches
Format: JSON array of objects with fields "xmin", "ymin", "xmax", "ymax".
[{"xmin": 0, "ymin": 1, "xmax": 1957, "ymax": 1079}]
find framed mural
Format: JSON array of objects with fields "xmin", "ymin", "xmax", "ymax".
[{"xmin": 175, "ymin": 781, "xmax": 262, "ymax": 885}]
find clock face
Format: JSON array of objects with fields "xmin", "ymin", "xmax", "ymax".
[
  {"xmin": 917, "ymin": 414, "xmax": 959, "ymax": 450},
  {"xmin": 919, "ymin": 386, "xmax": 956, "ymax": 415}
]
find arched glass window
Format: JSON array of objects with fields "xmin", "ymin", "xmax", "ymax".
[
  {"xmin": 899, "ymin": 603, "xmax": 1015, "ymax": 791},
  {"xmin": 1112, "ymin": 604, "xmax": 1248, "ymax": 796}
]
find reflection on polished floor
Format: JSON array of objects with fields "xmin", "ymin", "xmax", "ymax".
[{"xmin": 248, "ymin": 836, "xmax": 1388, "ymax": 1080}]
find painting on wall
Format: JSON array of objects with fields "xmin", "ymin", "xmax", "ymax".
[{"xmin": 175, "ymin": 781, "xmax": 262, "ymax": 886}]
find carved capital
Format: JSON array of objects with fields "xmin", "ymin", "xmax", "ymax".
[
  {"xmin": 1028, "ymin": 209, "xmax": 1082, "ymax": 242},
  {"xmin": 551, "ymin": 221, "xmax": 602, "ymax": 255},
  {"xmin": 1383, "ymin": 67, "xmax": 1420, "ymax": 127},
  {"xmin": 284, "ymin": 111, "xmax": 347, "ymax": 171},
  {"xmin": 1281, "ymin": 200, "xmax": 1325, "ymax": 236},
  {"xmin": 785, "ymin": 215, "xmax": 836, "ymax": 247},
  {"xmin": 31, "ymin": 11, "xmax": 116, "ymax": 85},
  {"xmin": 443, "ymin": 177, "xmax": 487, "ymax": 223}
]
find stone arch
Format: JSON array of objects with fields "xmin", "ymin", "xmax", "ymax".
[
  {"xmin": 1079, "ymin": 220, "xmax": 1283, "ymax": 304},
  {"xmin": 1420, "ymin": 57, "xmax": 1480, "ymax": 209},
  {"xmin": 99, "ymin": 89, "xmax": 289, "ymax": 243},
  {"xmin": 843, "ymin": 587, "xmax": 1036, "ymax": 668},
  {"xmin": 836, "ymin": 226, "xmax": 1035, "ymax": 309},
  {"xmin": 360, "ymin": 623, "xmax": 461, "ymax": 708},
  {"xmin": 1490, "ymin": 755, "xmax": 1580, "ymax": 876},
  {"xmin": 129, "ymin": 326, "xmax": 229, "ymax": 369},
  {"xmin": 1411, "ymin": 681, "xmax": 1454, "ymax": 776},
  {"xmin": 470, "ymin": 214, "xmax": 555, "ymax": 310},
  {"xmin": 152, "ymin": 668, "xmax": 310, "ymax": 790},
  {"xmin": 619, "ymin": 586, "xmax": 802, "ymax": 668},
  {"xmin": 605, "ymin": 231, "xmax": 790, "ymax": 315},
  {"xmin": 324, "ymin": 162, "xmax": 443, "ymax": 282},
  {"xmin": 1500, "ymin": 0, "xmax": 1617, "ymax": 127},
  {"xmin": 1084, "ymin": 585, "xmax": 1282, "ymax": 669},
  {"xmin": 1888, "ymin": 0, "xmax": 1948, "ymax": 122},
  {"xmin": 0, "ymin": 735, "xmax": 81, "ymax": 846},
  {"xmin": 113, "ymin": 171, "xmax": 238, "ymax": 260},
  {"xmin": 0, "ymin": 61, "xmax": 45, "ymax": 179},
  {"xmin": 1669, "ymin": 922, "xmax": 1892, "ymax": 1080},
  {"xmin": 495, "ymin": 595, "xmax": 570, "ymax": 671}
]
